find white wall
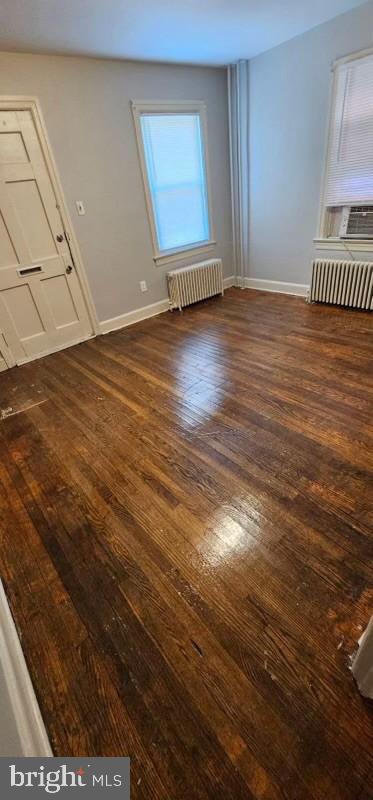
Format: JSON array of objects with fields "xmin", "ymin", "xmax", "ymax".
[
  {"xmin": 248, "ymin": 0, "xmax": 373, "ymax": 285},
  {"xmin": 0, "ymin": 53, "xmax": 232, "ymax": 322}
]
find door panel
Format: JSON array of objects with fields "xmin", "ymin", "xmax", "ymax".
[
  {"xmin": 0, "ymin": 212, "xmax": 17, "ymax": 268},
  {"xmin": 7, "ymin": 180, "xmax": 58, "ymax": 260},
  {"xmin": 0, "ymin": 328, "xmax": 16, "ymax": 369},
  {"xmin": 41, "ymin": 274, "xmax": 79, "ymax": 329},
  {"xmin": 2, "ymin": 284, "xmax": 44, "ymax": 340},
  {"xmin": 0, "ymin": 108, "xmax": 92, "ymax": 365},
  {"xmin": 0, "ymin": 132, "xmax": 29, "ymax": 164}
]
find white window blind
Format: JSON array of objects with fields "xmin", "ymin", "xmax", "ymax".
[
  {"xmin": 325, "ymin": 53, "xmax": 373, "ymax": 207},
  {"xmin": 139, "ymin": 112, "xmax": 210, "ymax": 253}
]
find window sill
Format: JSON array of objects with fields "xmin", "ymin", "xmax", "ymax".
[
  {"xmin": 314, "ymin": 237, "xmax": 373, "ymax": 252},
  {"xmin": 153, "ymin": 240, "xmax": 216, "ymax": 267}
]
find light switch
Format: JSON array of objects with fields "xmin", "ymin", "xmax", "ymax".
[{"xmin": 76, "ymin": 200, "xmax": 85, "ymax": 215}]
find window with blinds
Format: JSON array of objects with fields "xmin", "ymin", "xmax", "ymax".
[
  {"xmin": 325, "ymin": 53, "xmax": 373, "ymax": 208},
  {"xmin": 136, "ymin": 109, "xmax": 211, "ymax": 257}
]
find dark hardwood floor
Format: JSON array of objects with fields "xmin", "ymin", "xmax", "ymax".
[{"xmin": 0, "ymin": 288, "xmax": 372, "ymax": 799}]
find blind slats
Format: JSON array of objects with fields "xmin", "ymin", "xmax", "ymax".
[
  {"xmin": 325, "ymin": 54, "xmax": 373, "ymax": 207},
  {"xmin": 140, "ymin": 113, "xmax": 210, "ymax": 252}
]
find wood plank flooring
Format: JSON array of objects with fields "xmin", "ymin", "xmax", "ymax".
[{"xmin": 0, "ymin": 288, "xmax": 372, "ymax": 799}]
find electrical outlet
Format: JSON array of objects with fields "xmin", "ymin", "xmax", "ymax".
[
  {"xmin": 76, "ymin": 200, "xmax": 85, "ymax": 215},
  {"xmin": 140, "ymin": 280, "xmax": 147, "ymax": 292}
]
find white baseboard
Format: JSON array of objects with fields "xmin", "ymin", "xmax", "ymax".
[
  {"xmin": 0, "ymin": 581, "xmax": 52, "ymax": 756},
  {"xmin": 99, "ymin": 276, "xmax": 307, "ymax": 337},
  {"xmin": 243, "ymin": 278, "xmax": 309, "ymax": 297},
  {"xmin": 100, "ymin": 279, "xmax": 236, "ymax": 335},
  {"xmin": 99, "ymin": 298, "xmax": 170, "ymax": 335}
]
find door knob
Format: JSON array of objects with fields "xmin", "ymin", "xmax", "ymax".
[
  {"xmin": 66, "ymin": 265, "xmax": 72, "ymax": 274},
  {"xmin": 56, "ymin": 234, "xmax": 64, "ymax": 242}
]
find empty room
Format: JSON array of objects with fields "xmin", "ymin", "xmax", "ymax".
[{"xmin": 0, "ymin": 0, "xmax": 372, "ymax": 797}]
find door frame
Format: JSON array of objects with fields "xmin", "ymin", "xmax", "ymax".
[{"xmin": 0, "ymin": 96, "xmax": 100, "ymax": 368}]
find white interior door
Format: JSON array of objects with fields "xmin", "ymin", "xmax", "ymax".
[{"xmin": 0, "ymin": 109, "xmax": 92, "ymax": 366}]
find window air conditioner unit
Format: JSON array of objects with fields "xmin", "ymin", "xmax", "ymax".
[{"xmin": 339, "ymin": 205, "xmax": 373, "ymax": 239}]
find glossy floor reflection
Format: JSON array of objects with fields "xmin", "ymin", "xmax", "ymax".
[{"xmin": 0, "ymin": 288, "xmax": 372, "ymax": 799}]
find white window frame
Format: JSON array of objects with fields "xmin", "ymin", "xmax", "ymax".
[
  {"xmin": 315, "ymin": 45, "xmax": 373, "ymax": 252},
  {"xmin": 131, "ymin": 100, "xmax": 215, "ymax": 266}
]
